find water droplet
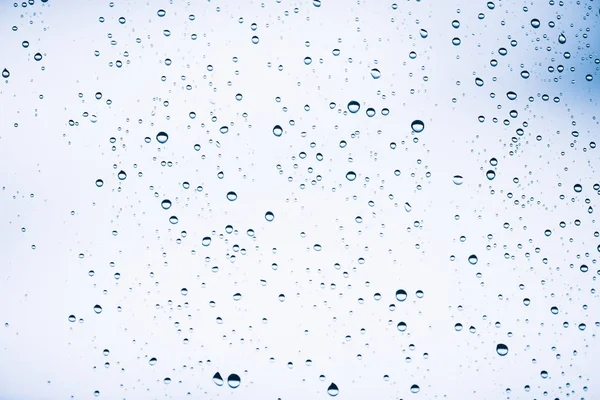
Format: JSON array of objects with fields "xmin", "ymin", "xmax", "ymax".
[
  {"xmin": 486, "ymin": 170, "xmax": 496, "ymax": 180},
  {"xmin": 2, "ymin": 68, "xmax": 9, "ymax": 78},
  {"xmin": 273, "ymin": 125, "xmax": 283, "ymax": 137},
  {"xmin": 227, "ymin": 191, "xmax": 238, "ymax": 201},
  {"xmin": 220, "ymin": 126, "xmax": 229, "ymax": 134},
  {"xmin": 404, "ymin": 202, "xmax": 412, "ymax": 212},
  {"xmin": 22, "ymin": 41, "xmax": 29, "ymax": 48},
  {"xmin": 156, "ymin": 131, "xmax": 169, "ymax": 144},
  {"xmin": 304, "ymin": 57, "xmax": 312, "ymax": 65},
  {"xmin": 163, "ymin": 377, "xmax": 171, "ymax": 384},
  {"xmin": 558, "ymin": 33, "xmax": 567, "ymax": 44},
  {"xmin": 202, "ymin": 237, "xmax": 212, "ymax": 246},
  {"xmin": 468, "ymin": 254, "xmax": 478, "ymax": 265},
  {"xmin": 521, "ymin": 70, "xmax": 530, "ymax": 79},
  {"xmin": 452, "ymin": 37, "xmax": 461, "ymax": 46},
  {"xmin": 34, "ymin": 53, "xmax": 42, "ymax": 61},
  {"xmin": 550, "ymin": 306, "xmax": 559, "ymax": 314},
  {"xmin": 95, "ymin": 179, "xmax": 104, "ymax": 187},
  {"xmin": 169, "ymin": 216, "xmax": 179, "ymax": 224},
  {"xmin": 506, "ymin": 91, "xmax": 517, "ymax": 100},
  {"xmin": 161, "ymin": 199, "xmax": 172, "ymax": 210},
  {"xmin": 117, "ymin": 170, "xmax": 127, "ymax": 180},
  {"xmin": 265, "ymin": 211, "xmax": 275, "ymax": 222},
  {"xmin": 233, "ymin": 293, "xmax": 242, "ymax": 301},
  {"xmin": 475, "ymin": 77, "xmax": 484, "ymax": 87},
  {"xmin": 410, "ymin": 384, "xmax": 420, "ymax": 393},
  {"xmin": 227, "ymin": 374, "xmax": 241, "ymax": 388},
  {"xmin": 586, "ymin": 74, "xmax": 593, "ymax": 81},
  {"xmin": 93, "ymin": 305, "xmax": 103, "ymax": 314},
  {"xmin": 118, "ymin": 16, "xmax": 126, "ymax": 24},
  {"xmin": 531, "ymin": 18, "xmax": 540, "ymax": 28},
  {"xmin": 313, "ymin": 0, "xmax": 322, "ymax": 7},
  {"xmin": 68, "ymin": 315, "xmax": 76, "ymax": 322},
  {"xmin": 157, "ymin": 9, "xmax": 166, "ymax": 17},
  {"xmin": 574, "ymin": 184, "xmax": 582, "ymax": 193},
  {"xmin": 420, "ymin": 29, "xmax": 428, "ymax": 38},
  {"xmin": 453, "ymin": 175, "xmax": 464, "ymax": 185},
  {"xmin": 251, "ymin": 36, "xmax": 259, "ymax": 44},
  {"xmin": 395, "ymin": 289, "xmax": 407, "ymax": 302},
  {"xmin": 213, "ymin": 372, "xmax": 224, "ymax": 386},
  {"xmin": 366, "ymin": 108, "xmax": 376, "ymax": 117},
  {"xmin": 370, "ymin": 68, "xmax": 381, "ymax": 79},
  {"xmin": 347, "ymin": 101, "xmax": 360, "ymax": 113},
  {"xmin": 411, "ymin": 120, "xmax": 424, "ymax": 133},
  {"xmin": 397, "ymin": 321, "xmax": 407, "ymax": 332},
  {"xmin": 327, "ymin": 383, "xmax": 339, "ymax": 396},
  {"xmin": 496, "ymin": 343, "xmax": 508, "ymax": 356},
  {"xmin": 346, "ymin": 171, "xmax": 356, "ymax": 181},
  {"xmin": 149, "ymin": 357, "xmax": 157, "ymax": 366}
]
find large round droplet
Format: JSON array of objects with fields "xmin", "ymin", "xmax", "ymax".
[
  {"xmin": 93, "ymin": 304, "xmax": 103, "ymax": 314},
  {"xmin": 486, "ymin": 170, "xmax": 496, "ymax": 180},
  {"xmin": 347, "ymin": 101, "xmax": 360, "ymax": 113},
  {"xmin": 327, "ymin": 383, "xmax": 339, "ymax": 396},
  {"xmin": 410, "ymin": 384, "xmax": 420, "ymax": 393},
  {"xmin": 161, "ymin": 199, "xmax": 172, "ymax": 210},
  {"xmin": 95, "ymin": 179, "xmax": 104, "ymax": 187},
  {"xmin": 573, "ymin": 184, "xmax": 582, "ymax": 193},
  {"xmin": 468, "ymin": 254, "xmax": 478, "ymax": 265},
  {"xmin": 453, "ymin": 175, "xmax": 464, "ymax": 185},
  {"xmin": 227, "ymin": 374, "xmax": 241, "ymax": 388},
  {"xmin": 370, "ymin": 68, "xmax": 381, "ymax": 79},
  {"xmin": 212, "ymin": 372, "xmax": 223, "ymax": 386},
  {"xmin": 346, "ymin": 171, "xmax": 356, "ymax": 181},
  {"xmin": 496, "ymin": 343, "xmax": 508, "ymax": 356},
  {"xmin": 530, "ymin": 18, "xmax": 540, "ymax": 28},
  {"xmin": 411, "ymin": 120, "xmax": 424, "ymax": 133},
  {"xmin": 149, "ymin": 357, "xmax": 157, "ymax": 366},
  {"xmin": 395, "ymin": 289, "xmax": 407, "ymax": 302},
  {"xmin": 506, "ymin": 91, "xmax": 517, "ymax": 100},
  {"xmin": 117, "ymin": 170, "xmax": 127, "ymax": 180},
  {"xmin": 397, "ymin": 321, "xmax": 407, "ymax": 332},
  {"xmin": 1, "ymin": 69, "xmax": 9, "ymax": 78},
  {"xmin": 202, "ymin": 237, "xmax": 211, "ymax": 246},
  {"xmin": 227, "ymin": 191, "xmax": 238, "ymax": 201},
  {"xmin": 273, "ymin": 125, "xmax": 283, "ymax": 137},
  {"xmin": 265, "ymin": 211, "xmax": 274, "ymax": 222},
  {"xmin": 156, "ymin": 131, "xmax": 169, "ymax": 144}
]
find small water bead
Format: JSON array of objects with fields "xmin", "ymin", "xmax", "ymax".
[
  {"xmin": 586, "ymin": 74, "xmax": 593, "ymax": 81},
  {"xmin": 95, "ymin": 179, "xmax": 104, "ymax": 187},
  {"xmin": 498, "ymin": 47, "xmax": 508, "ymax": 56},
  {"xmin": 574, "ymin": 184, "xmax": 582, "ymax": 193},
  {"xmin": 496, "ymin": 343, "xmax": 508, "ymax": 356},
  {"xmin": 420, "ymin": 29, "xmax": 428, "ymax": 38},
  {"xmin": 156, "ymin": 131, "xmax": 168, "ymax": 143},
  {"xmin": 410, "ymin": 384, "xmax": 420, "ymax": 393},
  {"xmin": 486, "ymin": 170, "xmax": 496, "ymax": 180},
  {"xmin": 251, "ymin": 36, "xmax": 259, "ymax": 44},
  {"xmin": 397, "ymin": 321, "xmax": 408, "ymax": 332},
  {"xmin": 202, "ymin": 237, "xmax": 211, "ymax": 246},
  {"xmin": 1, "ymin": 69, "xmax": 9, "ymax": 78},
  {"xmin": 370, "ymin": 68, "xmax": 381, "ymax": 79},
  {"xmin": 149, "ymin": 357, "xmax": 157, "ymax": 366},
  {"xmin": 169, "ymin": 216, "xmax": 179, "ymax": 224},
  {"xmin": 332, "ymin": 49, "xmax": 340, "ymax": 56},
  {"xmin": 521, "ymin": 70, "xmax": 530, "ymax": 79},
  {"xmin": 68, "ymin": 315, "xmax": 76, "ymax": 322},
  {"xmin": 381, "ymin": 108, "xmax": 389, "ymax": 116},
  {"xmin": 327, "ymin": 383, "xmax": 339, "ymax": 396},
  {"xmin": 366, "ymin": 108, "xmax": 376, "ymax": 117},
  {"xmin": 273, "ymin": 125, "xmax": 283, "ymax": 137},
  {"xmin": 347, "ymin": 101, "xmax": 360, "ymax": 113},
  {"xmin": 118, "ymin": 16, "xmax": 126, "ymax": 24},
  {"xmin": 452, "ymin": 37, "xmax": 461, "ymax": 46},
  {"xmin": 227, "ymin": 374, "xmax": 241, "ymax": 388},
  {"xmin": 346, "ymin": 171, "xmax": 356, "ymax": 181},
  {"xmin": 409, "ymin": 51, "xmax": 417, "ymax": 59},
  {"xmin": 34, "ymin": 53, "xmax": 42, "ymax": 61},
  {"xmin": 452, "ymin": 20, "xmax": 460, "ymax": 28},
  {"xmin": 453, "ymin": 175, "xmax": 464, "ymax": 185},
  {"xmin": 551, "ymin": 306, "xmax": 559, "ymax": 314},
  {"xmin": 265, "ymin": 211, "xmax": 275, "ymax": 222},
  {"xmin": 157, "ymin": 9, "xmax": 166, "ymax": 17},
  {"xmin": 117, "ymin": 170, "xmax": 127, "ymax": 180},
  {"xmin": 506, "ymin": 91, "xmax": 517, "ymax": 100},
  {"xmin": 304, "ymin": 57, "xmax": 312, "ymax": 65},
  {"xmin": 395, "ymin": 289, "xmax": 407, "ymax": 301},
  {"xmin": 468, "ymin": 254, "xmax": 478, "ymax": 265},
  {"xmin": 531, "ymin": 18, "xmax": 540, "ymax": 28},
  {"xmin": 558, "ymin": 33, "xmax": 567, "ymax": 44},
  {"xmin": 475, "ymin": 77, "xmax": 484, "ymax": 87},
  {"xmin": 220, "ymin": 126, "xmax": 229, "ymax": 134},
  {"xmin": 489, "ymin": 158, "xmax": 498, "ymax": 166},
  {"xmin": 212, "ymin": 372, "xmax": 224, "ymax": 386},
  {"xmin": 22, "ymin": 40, "xmax": 29, "ymax": 48},
  {"xmin": 93, "ymin": 305, "xmax": 103, "ymax": 314},
  {"xmin": 411, "ymin": 120, "xmax": 424, "ymax": 132},
  {"xmin": 227, "ymin": 191, "xmax": 238, "ymax": 201}
]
